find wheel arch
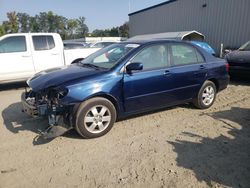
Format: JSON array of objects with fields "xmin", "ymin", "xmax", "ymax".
[
  {"xmin": 207, "ymin": 78, "xmax": 219, "ymax": 91},
  {"xmin": 75, "ymin": 93, "xmax": 120, "ymax": 118}
]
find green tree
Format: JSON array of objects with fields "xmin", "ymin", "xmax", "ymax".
[
  {"xmin": 0, "ymin": 25, "xmax": 5, "ymax": 36},
  {"xmin": 6, "ymin": 11, "xmax": 18, "ymax": 33},
  {"xmin": 66, "ymin": 19, "xmax": 78, "ymax": 38},
  {"xmin": 92, "ymin": 29, "xmax": 107, "ymax": 37},
  {"xmin": 17, "ymin": 13, "xmax": 30, "ymax": 32},
  {"xmin": 110, "ymin": 27, "xmax": 119, "ymax": 37},
  {"xmin": 29, "ymin": 15, "xmax": 40, "ymax": 32},
  {"xmin": 0, "ymin": 11, "xmax": 90, "ymax": 39},
  {"xmin": 76, "ymin": 16, "xmax": 89, "ymax": 37},
  {"xmin": 119, "ymin": 22, "xmax": 129, "ymax": 37},
  {"xmin": 90, "ymin": 22, "xmax": 129, "ymax": 37},
  {"xmin": 38, "ymin": 12, "xmax": 49, "ymax": 32}
]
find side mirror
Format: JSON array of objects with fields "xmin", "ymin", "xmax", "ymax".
[{"xmin": 126, "ymin": 62, "xmax": 143, "ymax": 72}]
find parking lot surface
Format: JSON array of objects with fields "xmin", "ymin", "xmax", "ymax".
[{"xmin": 0, "ymin": 81, "xmax": 250, "ymax": 188}]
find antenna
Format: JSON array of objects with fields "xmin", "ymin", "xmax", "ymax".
[{"xmin": 128, "ymin": 0, "xmax": 131, "ymax": 13}]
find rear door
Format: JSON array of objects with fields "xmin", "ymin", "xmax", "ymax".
[
  {"xmin": 0, "ymin": 35, "xmax": 35, "ymax": 82},
  {"xmin": 31, "ymin": 35, "xmax": 64, "ymax": 72},
  {"xmin": 123, "ymin": 43, "xmax": 176, "ymax": 112},
  {"xmin": 168, "ymin": 43, "xmax": 207, "ymax": 100}
]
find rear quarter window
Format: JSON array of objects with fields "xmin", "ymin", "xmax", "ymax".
[{"xmin": 171, "ymin": 44, "xmax": 204, "ymax": 66}]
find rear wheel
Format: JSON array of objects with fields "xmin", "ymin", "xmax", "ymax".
[
  {"xmin": 75, "ymin": 97, "xmax": 116, "ymax": 138},
  {"xmin": 193, "ymin": 81, "xmax": 217, "ymax": 109}
]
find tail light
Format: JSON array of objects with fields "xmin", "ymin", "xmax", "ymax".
[{"xmin": 225, "ymin": 63, "xmax": 229, "ymax": 72}]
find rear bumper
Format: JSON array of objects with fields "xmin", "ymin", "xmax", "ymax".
[{"xmin": 218, "ymin": 75, "xmax": 230, "ymax": 92}]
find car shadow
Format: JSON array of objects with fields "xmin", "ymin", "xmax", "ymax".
[
  {"xmin": 230, "ymin": 77, "xmax": 250, "ymax": 86},
  {"xmin": 168, "ymin": 107, "xmax": 250, "ymax": 188},
  {"xmin": 117, "ymin": 103, "xmax": 195, "ymax": 122},
  {"xmin": 2, "ymin": 102, "xmax": 82, "ymax": 145}
]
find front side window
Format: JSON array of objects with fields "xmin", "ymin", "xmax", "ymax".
[
  {"xmin": 131, "ymin": 44, "xmax": 169, "ymax": 71},
  {"xmin": 171, "ymin": 44, "xmax": 204, "ymax": 66},
  {"xmin": 32, "ymin": 36, "xmax": 55, "ymax": 51},
  {"xmin": 0, "ymin": 36, "xmax": 26, "ymax": 53}
]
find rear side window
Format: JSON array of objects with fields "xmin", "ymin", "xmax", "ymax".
[
  {"xmin": 0, "ymin": 36, "xmax": 26, "ymax": 53},
  {"xmin": 170, "ymin": 44, "xmax": 204, "ymax": 66},
  {"xmin": 32, "ymin": 36, "xmax": 55, "ymax": 51}
]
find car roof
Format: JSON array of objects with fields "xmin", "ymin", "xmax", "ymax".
[
  {"xmin": 120, "ymin": 39, "xmax": 191, "ymax": 45},
  {"xmin": 63, "ymin": 42, "xmax": 85, "ymax": 44}
]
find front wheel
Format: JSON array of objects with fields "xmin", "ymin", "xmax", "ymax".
[
  {"xmin": 75, "ymin": 97, "xmax": 116, "ymax": 138},
  {"xmin": 193, "ymin": 81, "xmax": 217, "ymax": 109}
]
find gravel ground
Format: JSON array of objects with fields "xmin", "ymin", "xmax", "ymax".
[{"xmin": 0, "ymin": 80, "xmax": 250, "ymax": 188}]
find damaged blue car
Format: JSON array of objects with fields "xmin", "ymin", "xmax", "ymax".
[{"xmin": 22, "ymin": 40, "xmax": 229, "ymax": 139}]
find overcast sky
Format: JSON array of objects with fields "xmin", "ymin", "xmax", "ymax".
[{"xmin": 0, "ymin": 0, "xmax": 167, "ymax": 31}]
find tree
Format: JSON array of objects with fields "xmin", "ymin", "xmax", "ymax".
[
  {"xmin": 66, "ymin": 19, "xmax": 78, "ymax": 38},
  {"xmin": 17, "ymin": 13, "xmax": 30, "ymax": 32},
  {"xmin": 38, "ymin": 12, "xmax": 49, "ymax": 32},
  {"xmin": 90, "ymin": 22, "xmax": 129, "ymax": 37},
  {"xmin": 0, "ymin": 11, "xmax": 90, "ymax": 39},
  {"xmin": 29, "ymin": 15, "xmax": 40, "ymax": 32},
  {"xmin": 6, "ymin": 11, "xmax": 18, "ymax": 33},
  {"xmin": 110, "ymin": 27, "xmax": 119, "ymax": 37},
  {"xmin": 76, "ymin": 16, "xmax": 89, "ymax": 37},
  {"xmin": 119, "ymin": 22, "xmax": 129, "ymax": 37},
  {"xmin": 0, "ymin": 25, "xmax": 5, "ymax": 36}
]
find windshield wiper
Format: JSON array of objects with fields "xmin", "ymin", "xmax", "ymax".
[{"xmin": 81, "ymin": 63, "xmax": 101, "ymax": 69}]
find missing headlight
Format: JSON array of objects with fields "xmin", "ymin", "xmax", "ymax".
[{"xmin": 56, "ymin": 88, "xmax": 69, "ymax": 99}]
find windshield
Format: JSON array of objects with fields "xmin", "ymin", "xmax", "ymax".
[
  {"xmin": 239, "ymin": 41, "xmax": 250, "ymax": 51},
  {"xmin": 80, "ymin": 43, "xmax": 140, "ymax": 69}
]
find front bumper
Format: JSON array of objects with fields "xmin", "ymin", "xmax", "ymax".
[{"xmin": 21, "ymin": 91, "xmax": 73, "ymax": 139}]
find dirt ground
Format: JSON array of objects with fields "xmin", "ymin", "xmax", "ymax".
[{"xmin": 0, "ymin": 80, "xmax": 250, "ymax": 188}]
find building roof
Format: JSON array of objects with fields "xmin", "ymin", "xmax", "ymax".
[
  {"xmin": 128, "ymin": 0, "xmax": 177, "ymax": 16},
  {"xmin": 128, "ymin": 31, "xmax": 205, "ymax": 41}
]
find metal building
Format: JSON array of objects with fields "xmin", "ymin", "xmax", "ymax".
[{"xmin": 129, "ymin": 0, "xmax": 250, "ymax": 54}]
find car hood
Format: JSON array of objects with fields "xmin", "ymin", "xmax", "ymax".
[{"xmin": 28, "ymin": 64, "xmax": 105, "ymax": 92}]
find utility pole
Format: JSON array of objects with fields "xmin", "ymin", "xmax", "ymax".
[{"xmin": 128, "ymin": 0, "xmax": 131, "ymax": 13}]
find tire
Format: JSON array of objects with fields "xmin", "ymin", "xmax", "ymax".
[
  {"xmin": 193, "ymin": 81, "xmax": 217, "ymax": 109},
  {"xmin": 75, "ymin": 97, "xmax": 116, "ymax": 138}
]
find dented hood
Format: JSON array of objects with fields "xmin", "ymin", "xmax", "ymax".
[{"xmin": 27, "ymin": 64, "xmax": 104, "ymax": 92}]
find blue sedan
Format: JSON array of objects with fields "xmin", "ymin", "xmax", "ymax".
[{"xmin": 22, "ymin": 40, "xmax": 229, "ymax": 138}]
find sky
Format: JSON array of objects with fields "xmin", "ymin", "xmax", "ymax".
[{"xmin": 0, "ymin": 0, "xmax": 167, "ymax": 31}]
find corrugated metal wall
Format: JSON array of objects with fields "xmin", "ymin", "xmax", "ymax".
[{"xmin": 129, "ymin": 0, "xmax": 250, "ymax": 54}]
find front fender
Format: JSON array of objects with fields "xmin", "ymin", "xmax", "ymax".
[{"xmin": 59, "ymin": 74, "xmax": 123, "ymax": 107}]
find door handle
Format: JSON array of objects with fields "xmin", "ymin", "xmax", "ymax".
[
  {"xmin": 22, "ymin": 54, "xmax": 31, "ymax": 57},
  {"xmin": 200, "ymin": 65, "xmax": 206, "ymax": 69},
  {"xmin": 164, "ymin": 70, "xmax": 171, "ymax": 76}
]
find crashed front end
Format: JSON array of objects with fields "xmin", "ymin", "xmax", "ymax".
[{"xmin": 21, "ymin": 87, "xmax": 74, "ymax": 139}]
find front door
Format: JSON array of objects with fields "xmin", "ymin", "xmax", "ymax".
[
  {"xmin": 0, "ymin": 35, "xmax": 35, "ymax": 82},
  {"xmin": 123, "ymin": 43, "xmax": 175, "ymax": 112}
]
